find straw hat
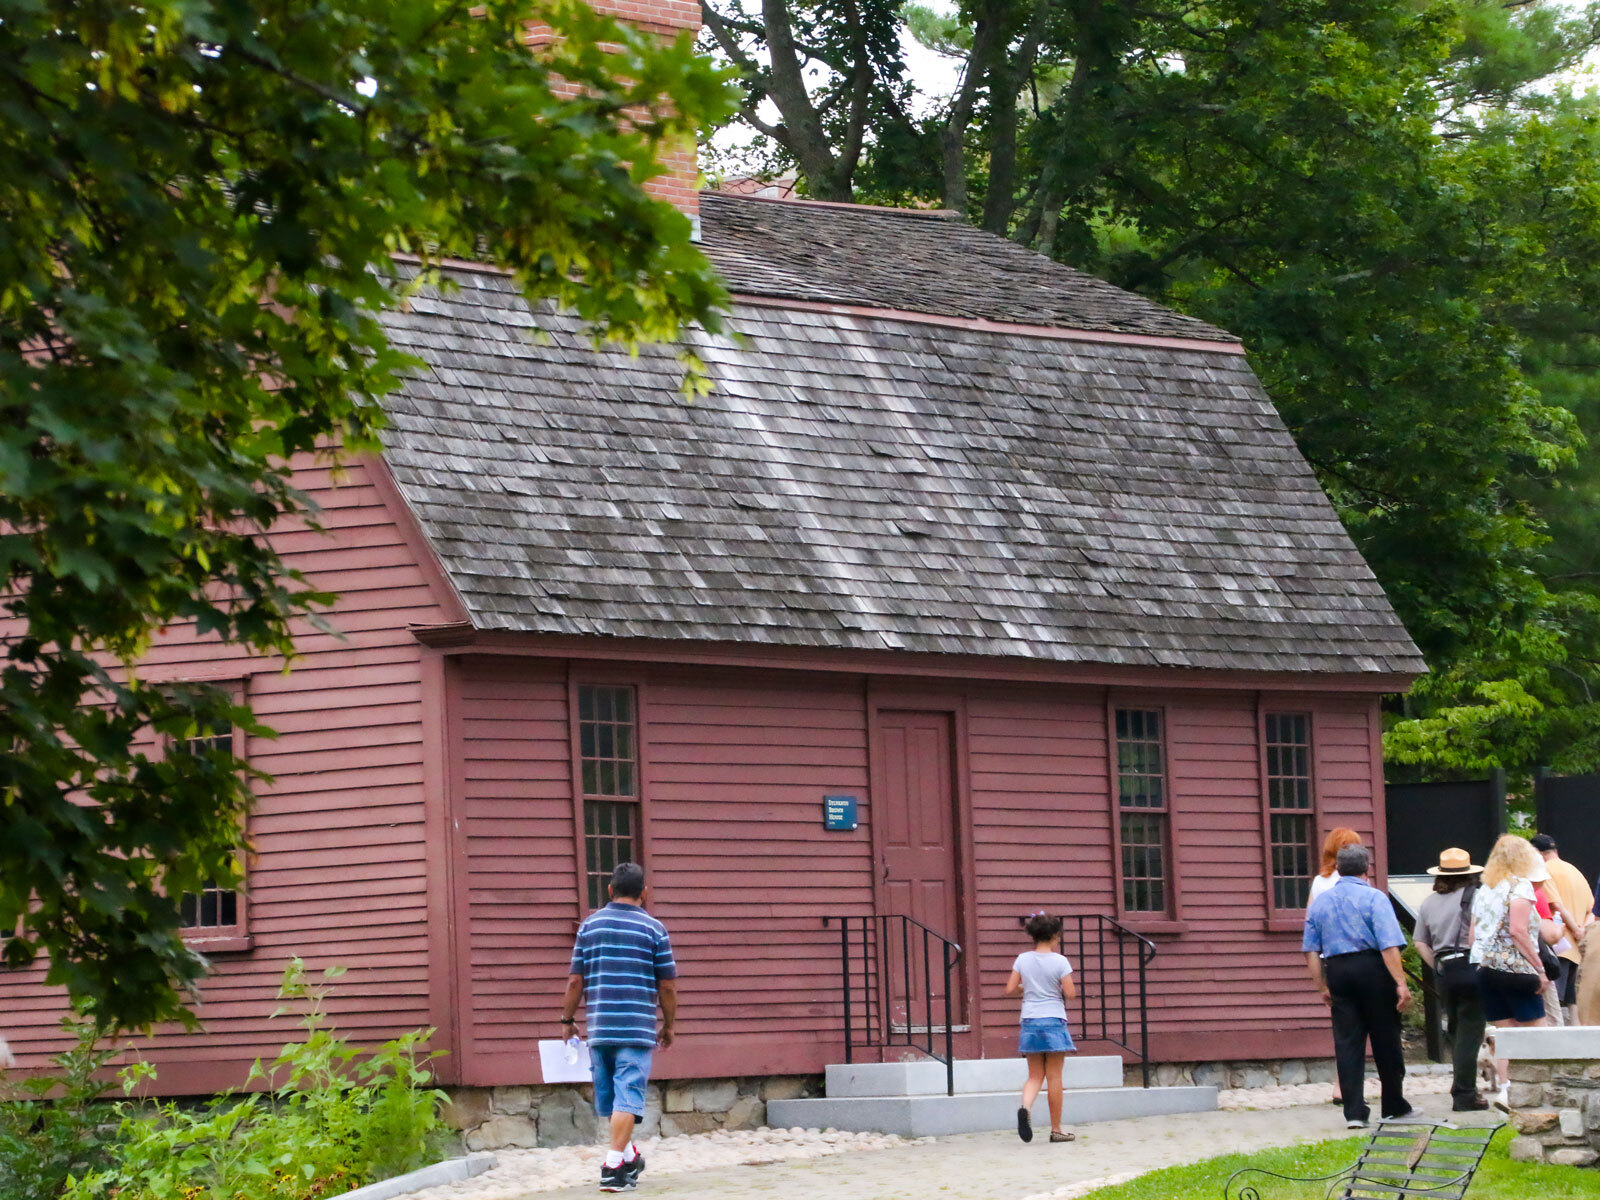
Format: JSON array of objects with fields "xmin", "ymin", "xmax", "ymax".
[{"xmin": 1426, "ymin": 847, "xmax": 1483, "ymax": 876}]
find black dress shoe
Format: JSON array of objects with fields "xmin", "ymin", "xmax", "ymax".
[{"xmin": 1453, "ymin": 1094, "xmax": 1490, "ymax": 1112}]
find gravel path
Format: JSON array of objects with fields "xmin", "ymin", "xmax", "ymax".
[
  {"xmin": 1218, "ymin": 1069, "xmax": 1452, "ymax": 1112},
  {"xmin": 408, "ymin": 1068, "xmax": 1476, "ymax": 1200},
  {"xmin": 411, "ymin": 1128, "xmax": 921, "ymax": 1200}
]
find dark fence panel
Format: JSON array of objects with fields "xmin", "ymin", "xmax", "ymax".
[
  {"xmin": 1536, "ymin": 770, "xmax": 1600, "ymax": 886},
  {"xmin": 1384, "ymin": 772, "xmax": 1506, "ymax": 875}
]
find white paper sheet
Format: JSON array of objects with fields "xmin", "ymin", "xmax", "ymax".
[{"xmin": 538, "ymin": 1037, "xmax": 593, "ymax": 1083}]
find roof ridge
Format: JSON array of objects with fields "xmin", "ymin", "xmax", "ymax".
[{"xmin": 701, "ymin": 190, "xmax": 959, "ymax": 220}]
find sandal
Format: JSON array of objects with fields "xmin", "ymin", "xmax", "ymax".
[{"xmin": 1050, "ymin": 1131, "xmax": 1076, "ymax": 1143}]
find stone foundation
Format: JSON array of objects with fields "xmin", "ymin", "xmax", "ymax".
[
  {"xmin": 1122, "ymin": 1058, "xmax": 1336, "ymax": 1090},
  {"xmin": 1499, "ymin": 1027, "xmax": 1600, "ymax": 1168},
  {"xmin": 445, "ymin": 1059, "xmax": 1346, "ymax": 1149},
  {"xmin": 443, "ymin": 1075, "xmax": 823, "ymax": 1151}
]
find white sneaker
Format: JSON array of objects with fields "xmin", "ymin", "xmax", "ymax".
[
  {"xmin": 1346, "ymin": 1118, "xmax": 1369, "ymax": 1129},
  {"xmin": 1492, "ymin": 1084, "xmax": 1509, "ymax": 1112}
]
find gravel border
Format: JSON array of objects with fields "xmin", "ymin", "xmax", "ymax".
[{"xmin": 1218, "ymin": 1071, "xmax": 1452, "ymax": 1112}]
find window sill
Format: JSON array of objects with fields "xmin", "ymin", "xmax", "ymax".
[
  {"xmin": 183, "ymin": 933, "xmax": 253, "ymax": 954},
  {"xmin": 1263, "ymin": 916, "xmax": 1308, "ymax": 935},
  {"xmin": 1118, "ymin": 917, "xmax": 1187, "ymax": 937}
]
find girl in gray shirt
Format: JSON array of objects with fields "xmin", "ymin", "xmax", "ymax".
[{"xmin": 1004, "ymin": 911, "xmax": 1078, "ymax": 1144}]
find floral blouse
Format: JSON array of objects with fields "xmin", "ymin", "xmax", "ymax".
[{"xmin": 1470, "ymin": 877, "xmax": 1540, "ymax": 974}]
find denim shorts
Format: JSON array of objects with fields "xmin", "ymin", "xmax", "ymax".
[
  {"xmin": 1018, "ymin": 1018, "xmax": 1076, "ymax": 1055},
  {"xmin": 590, "ymin": 1044, "xmax": 654, "ymax": 1118},
  {"xmin": 1477, "ymin": 974, "xmax": 1546, "ymax": 1024}
]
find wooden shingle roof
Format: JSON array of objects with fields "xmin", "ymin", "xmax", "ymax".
[
  {"xmin": 379, "ymin": 219, "xmax": 1423, "ymax": 675},
  {"xmin": 698, "ymin": 192, "xmax": 1236, "ymax": 344}
]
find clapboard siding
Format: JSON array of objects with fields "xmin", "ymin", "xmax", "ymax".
[
  {"xmin": 969, "ymin": 687, "xmax": 1115, "ymax": 1030},
  {"xmin": 1145, "ymin": 696, "xmax": 1378, "ymax": 1038},
  {"xmin": 1147, "ymin": 697, "xmax": 1294, "ymax": 1033},
  {"xmin": 959, "ymin": 690, "xmax": 1384, "ymax": 1056},
  {"xmin": 455, "ymin": 660, "xmax": 576, "ymax": 1071},
  {"xmin": 452, "ymin": 665, "xmax": 874, "ymax": 1085},
  {"xmin": 644, "ymin": 672, "xmax": 872, "ymax": 1050},
  {"xmin": 0, "ymin": 456, "xmax": 450, "ymax": 1087},
  {"xmin": 451, "ymin": 664, "xmax": 1385, "ymax": 1081}
]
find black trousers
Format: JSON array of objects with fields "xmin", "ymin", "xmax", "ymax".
[
  {"xmin": 1439, "ymin": 972, "xmax": 1487, "ymax": 1101},
  {"xmin": 1324, "ymin": 950, "xmax": 1407, "ymax": 1122},
  {"xmin": 1558, "ymin": 957, "xmax": 1578, "ymax": 1007}
]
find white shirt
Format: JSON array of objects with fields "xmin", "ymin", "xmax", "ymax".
[
  {"xmin": 1309, "ymin": 872, "xmax": 1338, "ymax": 904},
  {"xmin": 1012, "ymin": 950, "xmax": 1073, "ymax": 1020}
]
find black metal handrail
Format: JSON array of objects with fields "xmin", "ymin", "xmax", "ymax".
[
  {"xmin": 824, "ymin": 914, "xmax": 963, "ymax": 1096},
  {"xmin": 1060, "ymin": 914, "xmax": 1157, "ymax": 1087}
]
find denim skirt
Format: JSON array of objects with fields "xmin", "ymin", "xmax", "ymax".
[{"xmin": 1018, "ymin": 1017, "xmax": 1076, "ymax": 1055}]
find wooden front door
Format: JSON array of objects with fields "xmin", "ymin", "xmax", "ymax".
[{"xmin": 876, "ymin": 710, "xmax": 966, "ymax": 1034}]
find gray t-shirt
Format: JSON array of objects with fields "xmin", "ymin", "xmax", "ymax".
[
  {"xmin": 1415, "ymin": 886, "xmax": 1474, "ymax": 954},
  {"xmin": 1012, "ymin": 950, "xmax": 1073, "ymax": 1020}
]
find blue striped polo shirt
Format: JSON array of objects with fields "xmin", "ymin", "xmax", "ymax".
[{"xmin": 569, "ymin": 902, "xmax": 677, "ymax": 1046}]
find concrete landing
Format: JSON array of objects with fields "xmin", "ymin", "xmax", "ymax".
[
  {"xmin": 825, "ymin": 1056, "xmax": 1125, "ymax": 1097},
  {"xmin": 768, "ymin": 1083, "xmax": 1218, "ymax": 1138}
]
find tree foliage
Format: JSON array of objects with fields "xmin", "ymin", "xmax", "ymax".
[
  {"xmin": 0, "ymin": 0, "xmax": 733, "ymax": 1029},
  {"xmin": 704, "ymin": 0, "xmax": 1600, "ymax": 777},
  {"xmin": 700, "ymin": 0, "xmax": 916, "ymax": 198}
]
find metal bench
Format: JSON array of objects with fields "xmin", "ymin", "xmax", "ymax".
[{"xmin": 1223, "ymin": 1121, "xmax": 1498, "ymax": 1200}]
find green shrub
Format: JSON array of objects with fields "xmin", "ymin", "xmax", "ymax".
[
  {"xmin": 68, "ymin": 960, "xmax": 448, "ymax": 1200},
  {"xmin": 0, "ymin": 1015, "xmax": 122, "ymax": 1200}
]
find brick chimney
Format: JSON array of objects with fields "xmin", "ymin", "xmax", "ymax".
[{"xmin": 588, "ymin": 0, "xmax": 703, "ymax": 217}]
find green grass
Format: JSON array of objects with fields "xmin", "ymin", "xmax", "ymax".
[{"xmin": 1076, "ymin": 1127, "xmax": 1600, "ymax": 1199}]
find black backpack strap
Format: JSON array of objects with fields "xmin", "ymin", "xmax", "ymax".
[{"xmin": 1452, "ymin": 883, "xmax": 1476, "ymax": 951}]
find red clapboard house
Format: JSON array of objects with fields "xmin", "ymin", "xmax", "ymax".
[
  {"xmin": 0, "ymin": 0, "xmax": 1424, "ymax": 1137},
  {"xmin": 1, "ymin": 184, "xmax": 1423, "ymax": 1123}
]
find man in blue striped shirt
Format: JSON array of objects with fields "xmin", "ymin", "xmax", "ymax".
[{"xmin": 562, "ymin": 862, "xmax": 677, "ymax": 1192}]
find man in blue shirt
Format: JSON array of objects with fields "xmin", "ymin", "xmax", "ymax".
[
  {"xmin": 1303, "ymin": 843, "xmax": 1413, "ymax": 1128},
  {"xmin": 561, "ymin": 862, "xmax": 678, "ymax": 1192}
]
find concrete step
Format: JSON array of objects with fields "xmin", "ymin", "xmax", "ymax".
[
  {"xmin": 767, "ymin": 1084, "xmax": 1218, "ymax": 1138},
  {"xmin": 825, "ymin": 1056, "xmax": 1124, "ymax": 1098}
]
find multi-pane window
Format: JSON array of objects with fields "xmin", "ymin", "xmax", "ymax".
[
  {"xmin": 1115, "ymin": 708, "xmax": 1169, "ymax": 914},
  {"xmin": 577, "ymin": 685, "xmax": 639, "ymax": 910},
  {"xmin": 1265, "ymin": 713, "xmax": 1314, "ymax": 910},
  {"xmin": 180, "ymin": 883, "xmax": 239, "ymax": 931},
  {"xmin": 172, "ymin": 715, "xmax": 244, "ymax": 935}
]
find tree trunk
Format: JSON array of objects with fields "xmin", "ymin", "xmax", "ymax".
[
  {"xmin": 981, "ymin": 0, "xmax": 1051, "ymax": 233},
  {"xmin": 941, "ymin": 2, "xmax": 1008, "ymax": 215},
  {"xmin": 760, "ymin": 0, "xmax": 853, "ymax": 200}
]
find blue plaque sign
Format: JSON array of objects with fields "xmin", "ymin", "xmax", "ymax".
[{"xmin": 823, "ymin": 794, "xmax": 859, "ymax": 831}]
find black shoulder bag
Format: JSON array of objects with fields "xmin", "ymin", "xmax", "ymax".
[
  {"xmin": 1434, "ymin": 884, "xmax": 1479, "ymax": 996},
  {"xmin": 1540, "ymin": 934, "xmax": 1564, "ymax": 981}
]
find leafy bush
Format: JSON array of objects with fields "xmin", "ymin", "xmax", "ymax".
[
  {"xmin": 0, "ymin": 1015, "xmax": 122, "ymax": 1200},
  {"xmin": 69, "ymin": 961, "xmax": 448, "ymax": 1200}
]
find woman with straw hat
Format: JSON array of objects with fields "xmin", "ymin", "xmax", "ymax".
[{"xmin": 1414, "ymin": 848, "xmax": 1488, "ymax": 1111}]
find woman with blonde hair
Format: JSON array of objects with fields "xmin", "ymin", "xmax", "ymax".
[
  {"xmin": 1470, "ymin": 834, "xmax": 1551, "ymax": 1108},
  {"xmin": 1310, "ymin": 828, "xmax": 1363, "ymax": 906}
]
